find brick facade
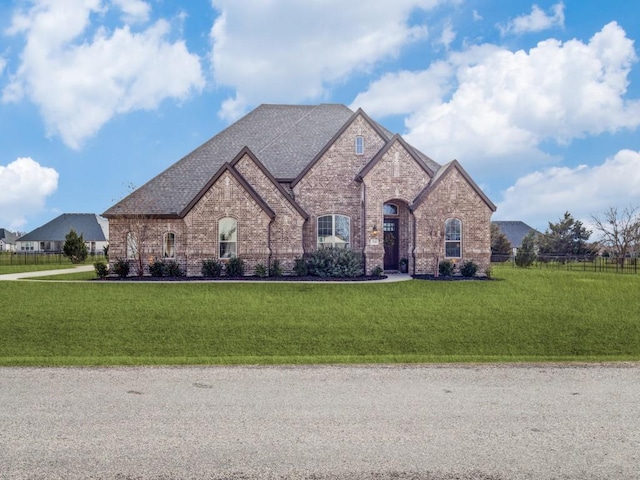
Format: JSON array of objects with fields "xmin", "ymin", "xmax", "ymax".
[{"xmin": 105, "ymin": 106, "xmax": 495, "ymax": 277}]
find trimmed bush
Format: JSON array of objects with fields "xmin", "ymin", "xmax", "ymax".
[
  {"xmin": 307, "ymin": 247, "xmax": 363, "ymax": 278},
  {"xmin": 439, "ymin": 260, "xmax": 455, "ymax": 276},
  {"xmin": 460, "ymin": 260, "xmax": 478, "ymax": 278},
  {"xmin": 148, "ymin": 259, "xmax": 166, "ymax": 277},
  {"xmin": 225, "ymin": 257, "xmax": 245, "ymax": 277},
  {"xmin": 293, "ymin": 257, "xmax": 308, "ymax": 276},
  {"xmin": 201, "ymin": 259, "xmax": 223, "ymax": 277},
  {"xmin": 254, "ymin": 263, "xmax": 267, "ymax": 278},
  {"xmin": 371, "ymin": 265, "xmax": 384, "ymax": 277},
  {"xmin": 269, "ymin": 258, "xmax": 283, "ymax": 277},
  {"xmin": 165, "ymin": 260, "xmax": 184, "ymax": 277},
  {"xmin": 112, "ymin": 258, "xmax": 130, "ymax": 278},
  {"xmin": 94, "ymin": 261, "xmax": 108, "ymax": 279}
]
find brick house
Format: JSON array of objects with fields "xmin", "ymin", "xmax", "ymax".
[{"xmin": 103, "ymin": 104, "xmax": 496, "ymax": 276}]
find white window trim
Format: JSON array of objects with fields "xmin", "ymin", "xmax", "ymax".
[
  {"xmin": 444, "ymin": 218, "xmax": 462, "ymax": 258},
  {"xmin": 317, "ymin": 214, "xmax": 351, "ymax": 248},
  {"xmin": 355, "ymin": 136, "xmax": 364, "ymax": 155},
  {"xmin": 163, "ymin": 232, "xmax": 176, "ymax": 258},
  {"xmin": 126, "ymin": 232, "xmax": 138, "ymax": 259},
  {"xmin": 219, "ymin": 217, "xmax": 238, "ymax": 259}
]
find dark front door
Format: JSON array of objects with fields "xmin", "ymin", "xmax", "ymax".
[{"xmin": 383, "ymin": 218, "xmax": 399, "ymax": 270}]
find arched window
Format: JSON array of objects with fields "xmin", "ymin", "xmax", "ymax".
[
  {"xmin": 219, "ymin": 217, "xmax": 237, "ymax": 259},
  {"xmin": 445, "ymin": 219, "xmax": 461, "ymax": 258},
  {"xmin": 383, "ymin": 203, "xmax": 398, "ymax": 215},
  {"xmin": 126, "ymin": 232, "xmax": 138, "ymax": 259},
  {"xmin": 355, "ymin": 136, "xmax": 364, "ymax": 155},
  {"xmin": 317, "ymin": 214, "xmax": 350, "ymax": 248},
  {"xmin": 163, "ymin": 232, "xmax": 175, "ymax": 258}
]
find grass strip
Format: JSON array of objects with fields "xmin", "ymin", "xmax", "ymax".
[{"xmin": 1, "ymin": 266, "xmax": 639, "ymax": 365}]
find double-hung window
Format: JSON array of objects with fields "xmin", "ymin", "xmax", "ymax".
[
  {"xmin": 355, "ymin": 136, "xmax": 364, "ymax": 155},
  {"xmin": 317, "ymin": 214, "xmax": 350, "ymax": 248},
  {"xmin": 444, "ymin": 218, "xmax": 461, "ymax": 258},
  {"xmin": 163, "ymin": 232, "xmax": 175, "ymax": 258},
  {"xmin": 219, "ymin": 218, "xmax": 237, "ymax": 259},
  {"xmin": 126, "ymin": 232, "xmax": 138, "ymax": 259}
]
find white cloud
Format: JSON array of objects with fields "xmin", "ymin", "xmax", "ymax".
[
  {"xmin": 210, "ymin": 0, "xmax": 445, "ymax": 121},
  {"xmin": 0, "ymin": 157, "xmax": 59, "ymax": 230},
  {"xmin": 2, "ymin": 0, "xmax": 204, "ymax": 149},
  {"xmin": 438, "ymin": 21, "xmax": 456, "ymax": 50},
  {"xmin": 353, "ymin": 22, "xmax": 640, "ymax": 167},
  {"xmin": 110, "ymin": 0, "xmax": 151, "ymax": 24},
  {"xmin": 496, "ymin": 149, "xmax": 640, "ymax": 230},
  {"xmin": 500, "ymin": 2, "xmax": 565, "ymax": 36}
]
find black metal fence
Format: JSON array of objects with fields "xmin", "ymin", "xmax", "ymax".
[
  {"xmin": 491, "ymin": 254, "xmax": 639, "ymax": 274},
  {"xmin": 0, "ymin": 252, "xmax": 107, "ymax": 266}
]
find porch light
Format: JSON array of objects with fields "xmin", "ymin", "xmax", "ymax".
[{"xmin": 371, "ymin": 225, "xmax": 379, "ymax": 238}]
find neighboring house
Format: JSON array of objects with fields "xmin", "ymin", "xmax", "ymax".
[
  {"xmin": 0, "ymin": 228, "xmax": 18, "ymax": 252},
  {"xmin": 492, "ymin": 221, "xmax": 540, "ymax": 255},
  {"xmin": 16, "ymin": 214, "xmax": 109, "ymax": 254},
  {"xmin": 104, "ymin": 104, "xmax": 496, "ymax": 276}
]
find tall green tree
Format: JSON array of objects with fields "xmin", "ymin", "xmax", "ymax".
[
  {"xmin": 491, "ymin": 223, "xmax": 512, "ymax": 257},
  {"xmin": 538, "ymin": 212, "xmax": 592, "ymax": 256},
  {"xmin": 63, "ymin": 229, "xmax": 88, "ymax": 264}
]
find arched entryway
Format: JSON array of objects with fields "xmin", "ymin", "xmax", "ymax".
[{"xmin": 382, "ymin": 201, "xmax": 409, "ymax": 271}]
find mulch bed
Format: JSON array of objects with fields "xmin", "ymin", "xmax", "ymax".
[
  {"xmin": 411, "ymin": 274, "xmax": 492, "ymax": 281},
  {"xmin": 97, "ymin": 275, "xmax": 388, "ymax": 282}
]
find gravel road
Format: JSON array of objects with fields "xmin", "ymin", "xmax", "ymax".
[{"xmin": 1, "ymin": 364, "xmax": 639, "ymax": 480}]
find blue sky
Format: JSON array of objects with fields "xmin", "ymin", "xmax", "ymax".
[{"xmin": 1, "ymin": 0, "xmax": 640, "ymax": 234}]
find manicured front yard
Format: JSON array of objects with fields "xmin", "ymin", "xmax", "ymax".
[{"xmin": 1, "ymin": 266, "xmax": 638, "ymax": 365}]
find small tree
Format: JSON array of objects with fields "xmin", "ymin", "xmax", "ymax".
[
  {"xmin": 491, "ymin": 223, "xmax": 512, "ymax": 258},
  {"xmin": 515, "ymin": 231, "xmax": 537, "ymax": 267},
  {"xmin": 592, "ymin": 206, "xmax": 640, "ymax": 266},
  {"xmin": 63, "ymin": 229, "xmax": 88, "ymax": 264}
]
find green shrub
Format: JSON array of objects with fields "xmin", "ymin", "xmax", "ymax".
[
  {"xmin": 112, "ymin": 258, "xmax": 130, "ymax": 278},
  {"xmin": 225, "ymin": 257, "xmax": 245, "ymax": 277},
  {"xmin": 371, "ymin": 265, "xmax": 384, "ymax": 277},
  {"xmin": 94, "ymin": 261, "xmax": 108, "ymax": 279},
  {"xmin": 515, "ymin": 231, "xmax": 537, "ymax": 268},
  {"xmin": 307, "ymin": 248, "xmax": 363, "ymax": 278},
  {"xmin": 269, "ymin": 258, "xmax": 283, "ymax": 277},
  {"xmin": 201, "ymin": 259, "xmax": 223, "ymax": 277},
  {"xmin": 485, "ymin": 265, "xmax": 493, "ymax": 279},
  {"xmin": 293, "ymin": 257, "xmax": 308, "ymax": 276},
  {"xmin": 63, "ymin": 229, "xmax": 88, "ymax": 264},
  {"xmin": 254, "ymin": 263, "xmax": 267, "ymax": 278},
  {"xmin": 165, "ymin": 260, "xmax": 184, "ymax": 277},
  {"xmin": 439, "ymin": 260, "xmax": 455, "ymax": 276},
  {"xmin": 148, "ymin": 259, "xmax": 166, "ymax": 277},
  {"xmin": 460, "ymin": 260, "xmax": 478, "ymax": 278}
]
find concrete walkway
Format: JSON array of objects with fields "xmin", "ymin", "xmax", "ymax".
[
  {"xmin": 0, "ymin": 265, "xmax": 412, "ymax": 283},
  {"xmin": 0, "ymin": 264, "xmax": 94, "ymax": 281}
]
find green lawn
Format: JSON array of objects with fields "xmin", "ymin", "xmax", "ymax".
[
  {"xmin": 1, "ymin": 266, "xmax": 639, "ymax": 366},
  {"xmin": 0, "ymin": 264, "xmax": 77, "ymax": 275}
]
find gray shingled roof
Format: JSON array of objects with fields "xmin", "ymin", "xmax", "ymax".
[
  {"xmin": 17, "ymin": 214, "xmax": 108, "ymax": 242},
  {"xmin": 0, "ymin": 228, "xmax": 18, "ymax": 244},
  {"xmin": 103, "ymin": 104, "xmax": 442, "ymax": 217},
  {"xmin": 493, "ymin": 221, "xmax": 539, "ymax": 248}
]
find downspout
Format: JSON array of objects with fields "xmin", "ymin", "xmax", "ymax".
[
  {"xmin": 411, "ymin": 207, "xmax": 417, "ymax": 275},
  {"xmin": 267, "ymin": 217, "xmax": 273, "ymax": 271},
  {"xmin": 361, "ymin": 179, "xmax": 367, "ymax": 275}
]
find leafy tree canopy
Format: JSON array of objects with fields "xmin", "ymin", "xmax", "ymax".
[{"xmin": 537, "ymin": 211, "xmax": 593, "ymax": 256}]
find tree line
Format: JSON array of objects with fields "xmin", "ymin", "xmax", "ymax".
[{"xmin": 492, "ymin": 206, "xmax": 640, "ymax": 267}]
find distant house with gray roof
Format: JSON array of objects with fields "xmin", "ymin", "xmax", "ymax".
[
  {"xmin": 16, "ymin": 214, "xmax": 109, "ymax": 254},
  {"xmin": 104, "ymin": 104, "xmax": 496, "ymax": 276},
  {"xmin": 492, "ymin": 220, "xmax": 540, "ymax": 254},
  {"xmin": 0, "ymin": 228, "xmax": 18, "ymax": 252}
]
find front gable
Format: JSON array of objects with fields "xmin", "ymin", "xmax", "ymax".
[
  {"xmin": 356, "ymin": 135, "xmax": 433, "ymax": 204},
  {"xmin": 412, "ymin": 160, "xmax": 496, "ymax": 213},
  {"xmin": 230, "ymin": 147, "xmax": 307, "ymax": 222}
]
